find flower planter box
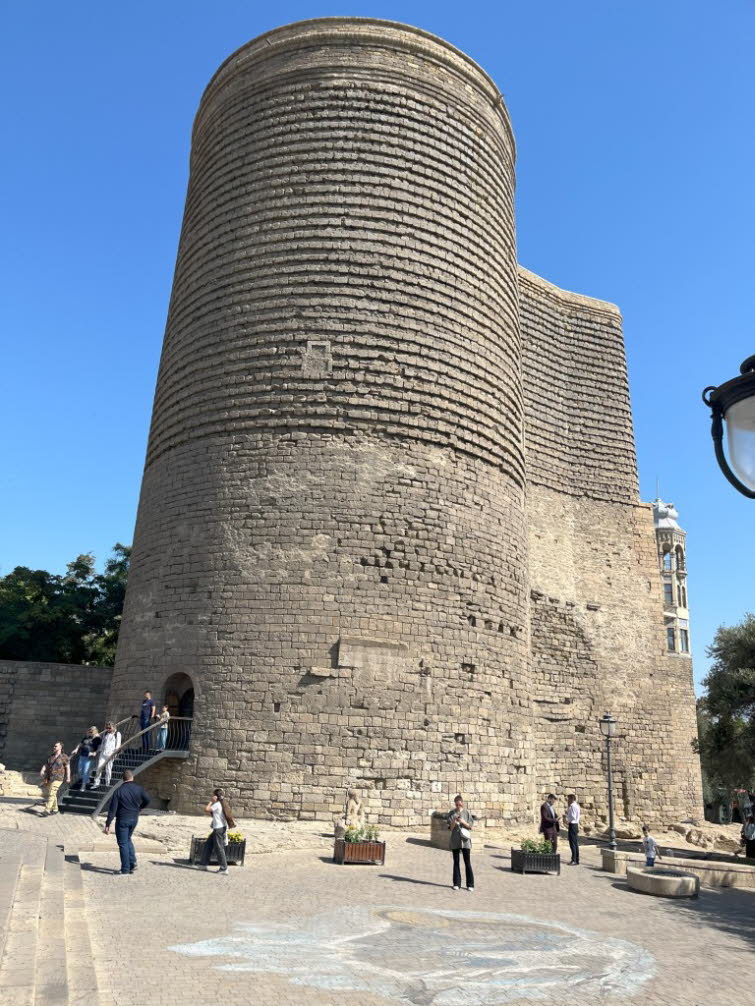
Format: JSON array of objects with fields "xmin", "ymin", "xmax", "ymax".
[
  {"xmin": 190, "ymin": 835, "xmax": 246, "ymax": 866},
  {"xmin": 333, "ymin": 839, "xmax": 386, "ymax": 865},
  {"xmin": 511, "ymin": 848, "xmax": 560, "ymax": 875}
]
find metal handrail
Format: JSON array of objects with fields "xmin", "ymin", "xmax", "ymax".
[{"xmin": 95, "ymin": 716, "xmax": 193, "ymax": 775}]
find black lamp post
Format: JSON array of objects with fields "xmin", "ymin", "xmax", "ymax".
[
  {"xmin": 703, "ymin": 356, "xmax": 755, "ymax": 498},
  {"xmin": 599, "ymin": 713, "xmax": 617, "ymax": 851}
]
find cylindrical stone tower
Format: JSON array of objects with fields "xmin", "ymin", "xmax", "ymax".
[{"xmin": 111, "ymin": 18, "xmax": 532, "ymax": 824}]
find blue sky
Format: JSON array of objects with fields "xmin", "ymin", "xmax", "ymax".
[{"xmin": 2, "ymin": 1, "xmax": 754, "ymax": 689}]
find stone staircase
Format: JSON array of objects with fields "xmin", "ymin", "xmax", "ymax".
[
  {"xmin": 59, "ymin": 716, "xmax": 192, "ymax": 817},
  {"xmin": 0, "ymin": 833, "xmax": 107, "ymax": 1006}
]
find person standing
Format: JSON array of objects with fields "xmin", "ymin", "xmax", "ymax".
[
  {"xmin": 641, "ymin": 825, "xmax": 661, "ymax": 866},
  {"xmin": 447, "ymin": 794, "xmax": 475, "ymax": 892},
  {"xmin": 104, "ymin": 770, "xmax": 151, "ymax": 875},
  {"xmin": 199, "ymin": 788, "xmax": 236, "ymax": 874},
  {"xmin": 70, "ymin": 727, "xmax": 101, "ymax": 789},
  {"xmin": 564, "ymin": 794, "xmax": 580, "ymax": 865},
  {"xmin": 539, "ymin": 794, "xmax": 559, "ymax": 853},
  {"xmin": 155, "ymin": 705, "xmax": 170, "ymax": 751},
  {"xmin": 139, "ymin": 690, "xmax": 156, "ymax": 752},
  {"xmin": 38, "ymin": 741, "xmax": 70, "ymax": 815},
  {"xmin": 741, "ymin": 815, "xmax": 755, "ymax": 859},
  {"xmin": 93, "ymin": 722, "xmax": 122, "ymax": 789}
]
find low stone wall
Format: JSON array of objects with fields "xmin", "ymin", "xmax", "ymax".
[
  {"xmin": 601, "ymin": 848, "xmax": 755, "ymax": 889},
  {"xmin": 0, "ymin": 661, "xmax": 112, "ymax": 771}
]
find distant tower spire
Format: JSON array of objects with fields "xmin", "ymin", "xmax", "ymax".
[{"xmin": 652, "ymin": 497, "xmax": 690, "ymax": 657}]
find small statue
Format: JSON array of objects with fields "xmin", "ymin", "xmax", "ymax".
[
  {"xmin": 345, "ymin": 788, "xmax": 366, "ymax": 827},
  {"xmin": 334, "ymin": 787, "xmax": 366, "ymax": 839}
]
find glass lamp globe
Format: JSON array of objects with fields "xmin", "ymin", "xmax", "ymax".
[
  {"xmin": 725, "ymin": 396, "xmax": 755, "ymax": 492},
  {"xmin": 599, "ymin": 713, "xmax": 617, "ymax": 738}
]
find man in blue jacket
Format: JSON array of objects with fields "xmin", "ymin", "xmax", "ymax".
[{"xmin": 104, "ymin": 770, "xmax": 151, "ymax": 875}]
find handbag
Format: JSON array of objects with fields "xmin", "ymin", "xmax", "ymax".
[{"xmin": 459, "ymin": 826, "xmax": 471, "ymax": 841}]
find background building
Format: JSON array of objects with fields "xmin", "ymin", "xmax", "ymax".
[{"xmin": 653, "ymin": 498, "xmax": 691, "ymax": 657}]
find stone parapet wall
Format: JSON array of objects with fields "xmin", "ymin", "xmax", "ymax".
[{"xmin": 0, "ymin": 661, "xmax": 112, "ymax": 771}]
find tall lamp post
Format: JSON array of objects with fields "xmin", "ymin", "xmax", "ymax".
[
  {"xmin": 703, "ymin": 356, "xmax": 755, "ymax": 498},
  {"xmin": 599, "ymin": 713, "xmax": 618, "ymax": 851}
]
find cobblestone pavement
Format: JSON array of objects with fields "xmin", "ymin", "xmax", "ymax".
[{"xmin": 78, "ymin": 834, "xmax": 753, "ymax": 1006}]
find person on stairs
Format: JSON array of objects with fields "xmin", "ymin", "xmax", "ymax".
[
  {"xmin": 139, "ymin": 690, "xmax": 156, "ymax": 752},
  {"xmin": 93, "ymin": 721, "xmax": 122, "ymax": 789},
  {"xmin": 38, "ymin": 741, "xmax": 70, "ymax": 815},
  {"xmin": 199, "ymin": 788, "xmax": 236, "ymax": 874},
  {"xmin": 104, "ymin": 770, "xmax": 151, "ymax": 875},
  {"xmin": 71, "ymin": 726, "xmax": 101, "ymax": 789}
]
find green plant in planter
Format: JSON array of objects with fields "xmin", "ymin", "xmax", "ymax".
[
  {"xmin": 520, "ymin": 838, "xmax": 556, "ymax": 855},
  {"xmin": 344, "ymin": 824, "xmax": 381, "ymax": 843}
]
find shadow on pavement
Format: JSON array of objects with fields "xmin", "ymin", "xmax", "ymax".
[
  {"xmin": 378, "ymin": 873, "xmax": 449, "ymax": 888},
  {"xmin": 150, "ymin": 859, "xmax": 201, "ymax": 871},
  {"xmin": 79, "ymin": 862, "xmax": 120, "ymax": 875},
  {"xmin": 404, "ymin": 837, "xmax": 434, "ymax": 848}
]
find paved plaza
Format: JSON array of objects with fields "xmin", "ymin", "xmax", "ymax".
[{"xmin": 1, "ymin": 798, "xmax": 753, "ymax": 1006}]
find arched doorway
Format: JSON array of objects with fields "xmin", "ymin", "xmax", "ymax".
[{"xmin": 162, "ymin": 672, "xmax": 194, "ymax": 749}]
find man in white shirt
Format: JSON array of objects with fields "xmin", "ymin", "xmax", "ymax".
[{"xmin": 564, "ymin": 794, "xmax": 581, "ymax": 865}]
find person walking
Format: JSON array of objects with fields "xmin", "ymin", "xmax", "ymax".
[
  {"xmin": 93, "ymin": 721, "xmax": 122, "ymax": 789},
  {"xmin": 38, "ymin": 741, "xmax": 70, "ymax": 815},
  {"xmin": 641, "ymin": 825, "xmax": 661, "ymax": 866},
  {"xmin": 104, "ymin": 770, "xmax": 151, "ymax": 875},
  {"xmin": 539, "ymin": 794, "xmax": 559, "ymax": 853},
  {"xmin": 741, "ymin": 815, "xmax": 755, "ymax": 859},
  {"xmin": 199, "ymin": 788, "xmax": 236, "ymax": 874},
  {"xmin": 70, "ymin": 727, "xmax": 101, "ymax": 789},
  {"xmin": 139, "ymin": 690, "xmax": 156, "ymax": 752},
  {"xmin": 564, "ymin": 794, "xmax": 580, "ymax": 865},
  {"xmin": 447, "ymin": 794, "xmax": 475, "ymax": 892},
  {"xmin": 155, "ymin": 705, "xmax": 170, "ymax": 751}
]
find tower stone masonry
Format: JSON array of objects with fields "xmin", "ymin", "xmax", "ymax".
[{"xmin": 110, "ymin": 18, "xmax": 703, "ymax": 826}]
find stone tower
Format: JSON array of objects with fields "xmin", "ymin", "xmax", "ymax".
[
  {"xmin": 653, "ymin": 499, "xmax": 690, "ymax": 656},
  {"xmin": 111, "ymin": 18, "xmax": 703, "ymax": 826}
]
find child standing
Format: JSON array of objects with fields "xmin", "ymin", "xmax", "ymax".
[
  {"xmin": 641, "ymin": 825, "xmax": 660, "ymax": 867},
  {"xmin": 156, "ymin": 705, "xmax": 170, "ymax": 750}
]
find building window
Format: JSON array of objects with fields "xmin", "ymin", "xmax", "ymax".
[
  {"xmin": 666, "ymin": 627, "xmax": 676, "ymax": 651},
  {"xmin": 664, "ymin": 583, "xmax": 674, "ymax": 604},
  {"xmin": 675, "ymin": 546, "xmax": 685, "ymax": 571},
  {"xmin": 679, "ymin": 585, "xmax": 687, "ymax": 607},
  {"xmin": 662, "ymin": 552, "xmax": 673, "ymax": 571},
  {"xmin": 680, "ymin": 629, "xmax": 690, "ymax": 652}
]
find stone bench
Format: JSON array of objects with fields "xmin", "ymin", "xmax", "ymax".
[{"xmin": 602, "ymin": 848, "xmax": 755, "ymax": 888}]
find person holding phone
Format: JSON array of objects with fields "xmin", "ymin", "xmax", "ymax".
[{"xmin": 447, "ymin": 794, "xmax": 475, "ymax": 891}]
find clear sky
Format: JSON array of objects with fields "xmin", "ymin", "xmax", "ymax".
[{"xmin": 2, "ymin": 1, "xmax": 754, "ymax": 689}]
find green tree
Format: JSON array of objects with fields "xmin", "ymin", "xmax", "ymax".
[
  {"xmin": 698, "ymin": 613, "xmax": 755, "ymax": 792},
  {"xmin": 0, "ymin": 544, "xmax": 130, "ymax": 667}
]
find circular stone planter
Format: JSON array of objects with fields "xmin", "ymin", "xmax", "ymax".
[{"xmin": 626, "ymin": 866, "xmax": 700, "ymax": 898}]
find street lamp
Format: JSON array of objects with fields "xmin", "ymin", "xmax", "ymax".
[
  {"xmin": 599, "ymin": 713, "xmax": 618, "ymax": 851},
  {"xmin": 702, "ymin": 355, "xmax": 755, "ymax": 498}
]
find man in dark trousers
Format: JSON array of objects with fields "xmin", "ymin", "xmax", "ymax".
[
  {"xmin": 139, "ymin": 690, "xmax": 156, "ymax": 752},
  {"xmin": 539, "ymin": 793, "xmax": 559, "ymax": 853},
  {"xmin": 104, "ymin": 770, "xmax": 150, "ymax": 875}
]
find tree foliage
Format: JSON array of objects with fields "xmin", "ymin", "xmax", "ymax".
[
  {"xmin": 698, "ymin": 613, "xmax": 755, "ymax": 792},
  {"xmin": 0, "ymin": 544, "xmax": 130, "ymax": 667}
]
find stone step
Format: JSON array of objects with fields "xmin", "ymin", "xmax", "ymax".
[
  {"xmin": 34, "ymin": 843, "xmax": 68, "ymax": 1006},
  {"xmin": 0, "ymin": 850, "xmax": 22, "ymax": 969},
  {"xmin": 63, "ymin": 855, "xmax": 101, "ymax": 1003},
  {"xmin": 0, "ymin": 855, "xmax": 44, "ymax": 1006}
]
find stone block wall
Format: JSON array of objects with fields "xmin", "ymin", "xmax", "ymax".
[
  {"xmin": 520, "ymin": 271, "xmax": 703, "ymax": 826},
  {"xmin": 0, "ymin": 661, "xmax": 112, "ymax": 771},
  {"xmin": 109, "ymin": 18, "xmax": 703, "ymax": 826},
  {"xmin": 110, "ymin": 18, "xmax": 535, "ymax": 825}
]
